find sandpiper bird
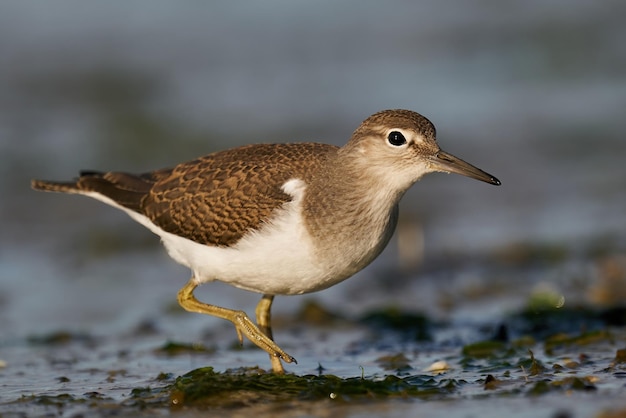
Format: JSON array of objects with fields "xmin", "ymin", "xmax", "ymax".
[{"xmin": 32, "ymin": 109, "xmax": 500, "ymax": 373}]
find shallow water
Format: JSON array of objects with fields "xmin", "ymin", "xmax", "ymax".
[{"xmin": 2, "ymin": 1, "xmax": 626, "ymax": 417}]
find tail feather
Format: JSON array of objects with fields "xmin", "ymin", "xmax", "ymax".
[
  {"xmin": 31, "ymin": 179, "xmax": 81, "ymax": 193},
  {"xmin": 31, "ymin": 170, "xmax": 161, "ymax": 213}
]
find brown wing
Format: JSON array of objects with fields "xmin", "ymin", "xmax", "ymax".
[
  {"xmin": 32, "ymin": 142, "xmax": 338, "ymax": 247},
  {"xmin": 141, "ymin": 143, "xmax": 337, "ymax": 247}
]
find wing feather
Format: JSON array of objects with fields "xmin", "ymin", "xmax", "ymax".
[{"xmin": 142, "ymin": 143, "xmax": 337, "ymax": 246}]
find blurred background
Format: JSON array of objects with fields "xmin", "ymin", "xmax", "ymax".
[{"xmin": 1, "ymin": 0, "xmax": 625, "ymax": 367}]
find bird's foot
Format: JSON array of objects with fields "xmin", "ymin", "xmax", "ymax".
[
  {"xmin": 177, "ymin": 280, "xmax": 295, "ymax": 373},
  {"xmin": 231, "ymin": 311, "xmax": 297, "ymax": 367}
]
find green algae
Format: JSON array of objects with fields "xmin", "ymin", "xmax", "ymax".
[
  {"xmin": 155, "ymin": 340, "xmax": 216, "ymax": 356},
  {"xmin": 544, "ymin": 329, "xmax": 614, "ymax": 354},
  {"xmin": 527, "ymin": 376, "xmax": 597, "ymax": 396},
  {"xmin": 517, "ymin": 350, "xmax": 548, "ymax": 376},
  {"xmin": 166, "ymin": 367, "xmax": 452, "ymax": 407},
  {"xmin": 14, "ymin": 392, "xmax": 115, "ymax": 411},
  {"xmin": 32, "ymin": 393, "xmax": 80, "ymax": 407},
  {"xmin": 462, "ymin": 340, "xmax": 510, "ymax": 359},
  {"xmin": 27, "ymin": 330, "xmax": 96, "ymax": 346}
]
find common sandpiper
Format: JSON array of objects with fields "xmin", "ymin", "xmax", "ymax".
[{"xmin": 32, "ymin": 109, "xmax": 500, "ymax": 373}]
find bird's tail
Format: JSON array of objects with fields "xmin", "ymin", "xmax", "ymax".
[
  {"xmin": 31, "ymin": 179, "xmax": 81, "ymax": 193},
  {"xmin": 31, "ymin": 171, "xmax": 157, "ymax": 213}
]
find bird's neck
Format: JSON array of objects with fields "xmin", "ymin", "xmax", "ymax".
[{"xmin": 300, "ymin": 152, "xmax": 403, "ymax": 277}]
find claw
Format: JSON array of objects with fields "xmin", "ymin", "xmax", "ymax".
[
  {"xmin": 281, "ymin": 353, "xmax": 297, "ymax": 364},
  {"xmin": 235, "ymin": 327, "xmax": 244, "ymax": 346},
  {"xmin": 233, "ymin": 314, "xmax": 296, "ymax": 364}
]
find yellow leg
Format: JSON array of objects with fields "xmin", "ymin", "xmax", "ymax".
[
  {"xmin": 177, "ymin": 280, "xmax": 296, "ymax": 371},
  {"xmin": 255, "ymin": 294, "xmax": 285, "ymax": 373}
]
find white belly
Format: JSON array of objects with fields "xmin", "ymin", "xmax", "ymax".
[
  {"xmin": 157, "ymin": 200, "xmax": 332, "ymax": 295},
  {"xmin": 85, "ymin": 179, "xmax": 353, "ymax": 295}
]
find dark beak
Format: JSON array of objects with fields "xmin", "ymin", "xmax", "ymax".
[{"xmin": 431, "ymin": 150, "xmax": 501, "ymax": 186}]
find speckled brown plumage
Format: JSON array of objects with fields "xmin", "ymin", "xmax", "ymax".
[
  {"xmin": 144, "ymin": 143, "xmax": 337, "ymax": 246},
  {"xmin": 33, "ymin": 142, "xmax": 338, "ymax": 247}
]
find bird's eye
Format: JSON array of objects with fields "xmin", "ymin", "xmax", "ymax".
[{"xmin": 387, "ymin": 131, "xmax": 407, "ymax": 146}]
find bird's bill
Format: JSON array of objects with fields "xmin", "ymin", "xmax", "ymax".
[{"xmin": 431, "ymin": 150, "xmax": 501, "ymax": 186}]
